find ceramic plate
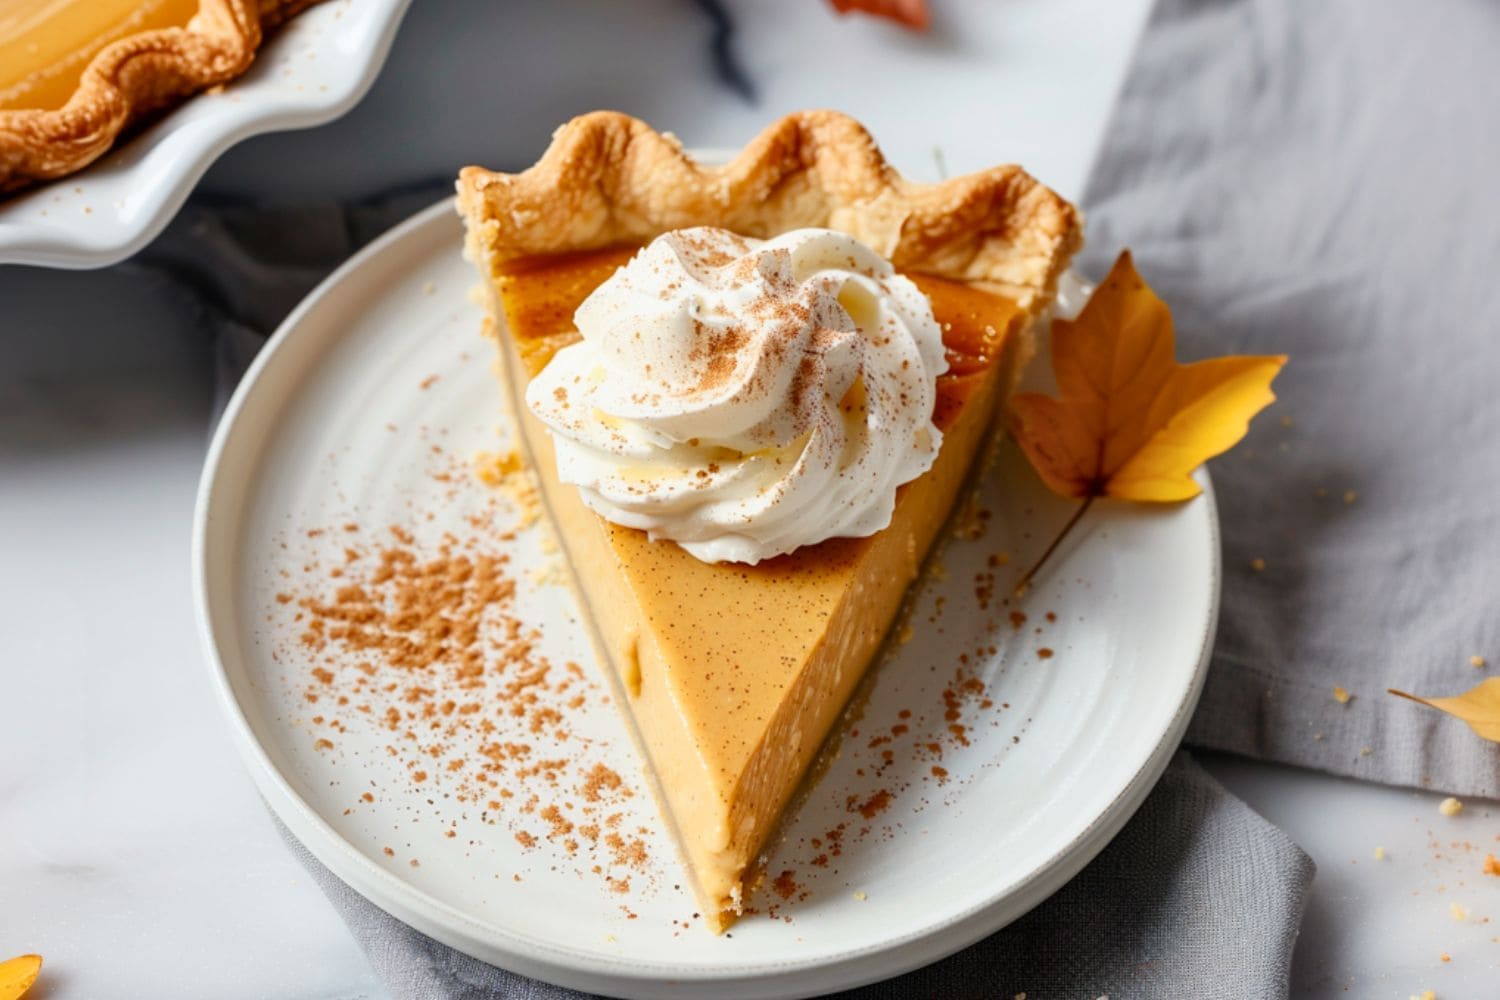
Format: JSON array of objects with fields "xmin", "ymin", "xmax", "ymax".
[
  {"xmin": 0, "ymin": 0, "xmax": 411, "ymax": 270},
  {"xmin": 195, "ymin": 199, "xmax": 1218, "ymax": 998}
]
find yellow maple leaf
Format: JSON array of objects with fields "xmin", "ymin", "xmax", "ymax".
[
  {"xmin": 0, "ymin": 955, "xmax": 41, "ymax": 1000},
  {"xmin": 1011, "ymin": 250, "xmax": 1286, "ymax": 502},
  {"xmin": 1390, "ymin": 679, "xmax": 1500, "ymax": 743}
]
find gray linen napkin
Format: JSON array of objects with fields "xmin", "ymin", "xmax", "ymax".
[{"xmin": 1079, "ymin": 0, "xmax": 1500, "ymax": 797}]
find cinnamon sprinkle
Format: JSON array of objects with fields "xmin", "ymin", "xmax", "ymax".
[
  {"xmin": 755, "ymin": 513, "xmax": 1051, "ymax": 922},
  {"xmin": 771, "ymin": 870, "xmax": 801, "ymax": 901},
  {"xmin": 274, "ymin": 507, "xmax": 652, "ymax": 898}
]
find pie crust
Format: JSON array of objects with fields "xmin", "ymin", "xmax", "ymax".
[
  {"xmin": 0, "ymin": 0, "xmax": 320, "ymax": 193},
  {"xmin": 457, "ymin": 109, "xmax": 1081, "ymax": 312}
]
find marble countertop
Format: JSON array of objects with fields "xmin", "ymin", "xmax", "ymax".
[{"xmin": 3, "ymin": 2, "xmax": 1496, "ymax": 997}]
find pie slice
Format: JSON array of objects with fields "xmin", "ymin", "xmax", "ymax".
[
  {"xmin": 0, "ymin": 0, "xmax": 320, "ymax": 193},
  {"xmin": 457, "ymin": 110, "xmax": 1080, "ymax": 931}
]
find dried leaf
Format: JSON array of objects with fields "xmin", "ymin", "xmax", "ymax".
[
  {"xmin": 1390, "ymin": 679, "xmax": 1500, "ymax": 743},
  {"xmin": 1011, "ymin": 251, "xmax": 1286, "ymax": 502},
  {"xmin": 827, "ymin": 0, "xmax": 930, "ymax": 30},
  {"xmin": 0, "ymin": 955, "xmax": 41, "ymax": 1000}
]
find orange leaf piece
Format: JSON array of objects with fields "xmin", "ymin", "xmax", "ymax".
[
  {"xmin": 828, "ymin": 0, "xmax": 931, "ymax": 31},
  {"xmin": 0, "ymin": 955, "xmax": 41, "ymax": 1000},
  {"xmin": 1390, "ymin": 679, "xmax": 1500, "ymax": 743},
  {"xmin": 1011, "ymin": 251, "xmax": 1286, "ymax": 502}
]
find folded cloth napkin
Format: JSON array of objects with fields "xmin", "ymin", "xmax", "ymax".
[
  {"xmin": 1081, "ymin": 0, "xmax": 1500, "ymax": 797},
  {"xmin": 277, "ymin": 753, "xmax": 1311, "ymax": 1000}
]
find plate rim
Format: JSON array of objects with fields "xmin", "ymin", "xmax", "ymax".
[
  {"xmin": 193, "ymin": 197, "xmax": 1219, "ymax": 997},
  {"xmin": 0, "ymin": 0, "xmax": 413, "ymax": 270}
]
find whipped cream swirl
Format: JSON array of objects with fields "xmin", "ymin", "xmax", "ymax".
[{"xmin": 526, "ymin": 226, "xmax": 948, "ymax": 564}]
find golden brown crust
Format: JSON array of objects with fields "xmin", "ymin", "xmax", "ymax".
[
  {"xmin": 0, "ymin": 0, "xmax": 321, "ymax": 194},
  {"xmin": 456, "ymin": 110, "xmax": 1082, "ymax": 311}
]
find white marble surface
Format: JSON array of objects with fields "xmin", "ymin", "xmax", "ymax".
[{"xmin": 2, "ymin": 1, "xmax": 1497, "ymax": 997}]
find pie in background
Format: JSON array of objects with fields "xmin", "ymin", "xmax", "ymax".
[{"xmin": 0, "ymin": 0, "xmax": 321, "ymax": 194}]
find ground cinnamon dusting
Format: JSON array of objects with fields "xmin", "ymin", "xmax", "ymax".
[
  {"xmin": 771, "ymin": 870, "xmax": 802, "ymax": 901},
  {"xmin": 850, "ymin": 788, "xmax": 893, "ymax": 820},
  {"xmin": 754, "ymin": 505, "xmax": 1065, "ymax": 923},
  {"xmin": 273, "ymin": 484, "xmax": 651, "ymax": 897}
]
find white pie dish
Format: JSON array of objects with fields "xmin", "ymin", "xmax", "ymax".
[{"xmin": 0, "ymin": 0, "xmax": 411, "ymax": 270}]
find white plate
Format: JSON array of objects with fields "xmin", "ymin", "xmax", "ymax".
[
  {"xmin": 195, "ymin": 199, "xmax": 1218, "ymax": 998},
  {"xmin": 0, "ymin": 0, "xmax": 411, "ymax": 270}
]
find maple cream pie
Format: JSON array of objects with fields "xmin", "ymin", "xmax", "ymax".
[
  {"xmin": 457, "ymin": 110, "xmax": 1081, "ymax": 931},
  {"xmin": 0, "ymin": 0, "xmax": 321, "ymax": 193}
]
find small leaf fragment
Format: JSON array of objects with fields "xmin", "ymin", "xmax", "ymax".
[
  {"xmin": 0, "ymin": 954, "xmax": 42, "ymax": 1000},
  {"xmin": 1389, "ymin": 678, "xmax": 1500, "ymax": 743},
  {"xmin": 827, "ymin": 0, "xmax": 930, "ymax": 29}
]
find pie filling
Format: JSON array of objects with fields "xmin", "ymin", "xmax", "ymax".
[
  {"xmin": 489, "ymin": 244, "xmax": 1027, "ymax": 929},
  {"xmin": 0, "ymin": 0, "xmax": 201, "ymax": 112}
]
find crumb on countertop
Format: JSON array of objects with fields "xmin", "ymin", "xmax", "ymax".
[{"xmin": 1439, "ymin": 797, "xmax": 1464, "ymax": 817}]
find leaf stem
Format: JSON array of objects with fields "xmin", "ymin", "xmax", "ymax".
[{"xmin": 1013, "ymin": 495, "xmax": 1096, "ymax": 596}]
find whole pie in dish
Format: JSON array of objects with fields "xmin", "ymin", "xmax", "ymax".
[
  {"xmin": 0, "ymin": 0, "xmax": 319, "ymax": 193},
  {"xmin": 457, "ymin": 110, "xmax": 1080, "ymax": 931}
]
